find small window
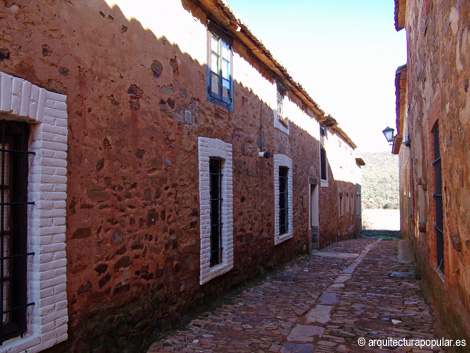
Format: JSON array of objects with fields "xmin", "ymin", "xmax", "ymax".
[
  {"xmin": 320, "ymin": 147, "xmax": 327, "ymax": 181},
  {"xmin": 339, "ymin": 193, "xmax": 343, "ymax": 217},
  {"xmin": 207, "ymin": 24, "xmax": 233, "ymax": 111},
  {"xmin": 274, "ymin": 154, "xmax": 293, "ymax": 245},
  {"xmin": 356, "ymin": 192, "xmax": 361, "ymax": 215},
  {"xmin": 273, "ymin": 82, "xmax": 289, "ymax": 134},
  {"xmin": 432, "ymin": 123, "xmax": 444, "ymax": 272},
  {"xmin": 276, "ymin": 82, "xmax": 287, "ymax": 125},
  {"xmin": 279, "ymin": 166, "xmax": 289, "ymax": 235},
  {"xmin": 209, "ymin": 158, "xmax": 223, "ymax": 267},
  {"xmin": 320, "ymin": 126, "xmax": 328, "ymax": 183}
]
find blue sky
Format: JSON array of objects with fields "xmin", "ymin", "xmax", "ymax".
[{"xmin": 227, "ymin": 0, "xmax": 407, "ymax": 152}]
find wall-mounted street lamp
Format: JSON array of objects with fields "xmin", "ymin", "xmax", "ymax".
[
  {"xmin": 382, "ymin": 126, "xmax": 411, "ymax": 147},
  {"xmin": 382, "ymin": 126, "xmax": 395, "ymax": 145}
]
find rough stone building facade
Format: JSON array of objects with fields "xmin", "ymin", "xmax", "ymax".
[
  {"xmin": 394, "ymin": 0, "xmax": 470, "ymax": 343},
  {"xmin": 0, "ymin": 0, "xmax": 362, "ymax": 351}
]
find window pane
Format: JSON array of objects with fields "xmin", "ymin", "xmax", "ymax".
[
  {"xmin": 2, "ymin": 248, "xmax": 10, "ymax": 325},
  {"xmin": 222, "ymin": 79, "xmax": 231, "ymax": 100},
  {"xmin": 2, "ymin": 143, "xmax": 10, "ymax": 231},
  {"xmin": 279, "ymin": 167, "xmax": 289, "ymax": 235},
  {"xmin": 279, "ymin": 176, "xmax": 286, "ymax": 191},
  {"xmin": 280, "ymin": 209, "xmax": 286, "ymax": 234},
  {"xmin": 209, "ymin": 158, "xmax": 222, "ymax": 267},
  {"xmin": 221, "ymin": 41, "xmax": 230, "ymax": 60},
  {"xmin": 434, "ymin": 159, "xmax": 442, "ymax": 193},
  {"xmin": 433, "ymin": 123, "xmax": 440, "ymax": 159},
  {"xmin": 1, "ymin": 140, "xmax": 11, "ymax": 326},
  {"xmin": 320, "ymin": 148, "xmax": 327, "ymax": 180},
  {"xmin": 211, "ymin": 35, "xmax": 219, "ymax": 53},
  {"xmin": 2, "ymin": 144, "xmax": 10, "ymax": 187},
  {"xmin": 3, "ymin": 190, "xmax": 9, "ymax": 231},
  {"xmin": 211, "ymin": 73, "xmax": 220, "ymax": 95},
  {"xmin": 221, "ymin": 59, "xmax": 230, "ymax": 79},
  {"xmin": 0, "ymin": 120, "xmax": 31, "ymax": 343},
  {"xmin": 280, "ymin": 192, "xmax": 286, "ymax": 206},
  {"xmin": 211, "ymin": 53, "xmax": 219, "ymax": 73},
  {"xmin": 277, "ymin": 102, "xmax": 283, "ymax": 119}
]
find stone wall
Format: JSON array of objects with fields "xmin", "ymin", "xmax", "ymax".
[
  {"xmin": 319, "ymin": 130, "xmax": 362, "ymax": 248},
  {"xmin": 0, "ymin": 0, "xmax": 362, "ymax": 351},
  {"xmin": 397, "ymin": 0, "xmax": 470, "ymax": 344}
]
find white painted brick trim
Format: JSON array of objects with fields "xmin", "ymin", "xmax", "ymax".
[
  {"xmin": 0, "ymin": 72, "xmax": 68, "ymax": 353},
  {"xmin": 274, "ymin": 154, "xmax": 293, "ymax": 245},
  {"xmin": 198, "ymin": 137, "xmax": 233, "ymax": 285}
]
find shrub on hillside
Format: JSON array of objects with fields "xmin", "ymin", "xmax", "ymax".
[{"xmin": 361, "ymin": 152, "xmax": 399, "ymax": 210}]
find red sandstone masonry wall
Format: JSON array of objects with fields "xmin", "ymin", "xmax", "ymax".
[
  {"xmin": 402, "ymin": 0, "xmax": 470, "ymax": 341},
  {"xmin": 319, "ymin": 180, "xmax": 359, "ymax": 249},
  {"xmin": 319, "ymin": 130, "xmax": 361, "ymax": 248},
  {"xmin": 0, "ymin": 0, "xmax": 360, "ymax": 350}
]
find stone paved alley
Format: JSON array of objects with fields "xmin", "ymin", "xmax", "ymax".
[{"xmin": 147, "ymin": 238, "xmax": 445, "ymax": 353}]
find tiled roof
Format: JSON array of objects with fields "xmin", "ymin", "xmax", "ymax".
[{"xmin": 197, "ymin": 0, "xmax": 357, "ymax": 149}]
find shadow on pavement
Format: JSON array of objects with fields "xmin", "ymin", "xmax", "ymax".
[{"xmin": 361, "ymin": 229, "xmax": 401, "ymax": 238}]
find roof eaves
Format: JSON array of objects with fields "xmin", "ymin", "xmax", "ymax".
[
  {"xmin": 394, "ymin": 64, "xmax": 407, "ymax": 155},
  {"xmin": 196, "ymin": 0, "xmax": 357, "ymax": 148},
  {"xmin": 355, "ymin": 157, "xmax": 366, "ymax": 166},
  {"xmin": 332, "ymin": 126, "xmax": 357, "ymax": 150},
  {"xmin": 196, "ymin": 0, "xmax": 326, "ymax": 115},
  {"xmin": 395, "ymin": 0, "xmax": 406, "ymax": 31}
]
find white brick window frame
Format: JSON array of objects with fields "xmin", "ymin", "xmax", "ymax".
[
  {"xmin": 273, "ymin": 82, "xmax": 289, "ymax": 134},
  {"xmin": 0, "ymin": 72, "xmax": 68, "ymax": 352},
  {"xmin": 198, "ymin": 137, "xmax": 233, "ymax": 285},
  {"xmin": 274, "ymin": 154, "xmax": 293, "ymax": 245}
]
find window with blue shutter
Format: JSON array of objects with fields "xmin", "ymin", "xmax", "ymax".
[{"xmin": 207, "ymin": 23, "xmax": 233, "ymax": 111}]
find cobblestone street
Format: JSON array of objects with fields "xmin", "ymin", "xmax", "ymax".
[{"xmin": 148, "ymin": 238, "xmax": 443, "ymax": 353}]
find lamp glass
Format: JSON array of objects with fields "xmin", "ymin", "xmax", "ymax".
[{"xmin": 382, "ymin": 126, "xmax": 395, "ymax": 143}]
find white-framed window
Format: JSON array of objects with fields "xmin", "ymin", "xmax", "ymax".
[
  {"xmin": 274, "ymin": 154, "xmax": 293, "ymax": 245},
  {"xmin": 273, "ymin": 82, "xmax": 289, "ymax": 134},
  {"xmin": 198, "ymin": 137, "xmax": 233, "ymax": 285},
  {"xmin": 207, "ymin": 23, "xmax": 233, "ymax": 111},
  {"xmin": 0, "ymin": 72, "xmax": 68, "ymax": 352}
]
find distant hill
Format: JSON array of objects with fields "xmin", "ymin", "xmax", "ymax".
[{"xmin": 360, "ymin": 151, "xmax": 399, "ymax": 209}]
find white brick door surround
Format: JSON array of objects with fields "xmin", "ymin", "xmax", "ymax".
[{"xmin": 0, "ymin": 71, "xmax": 68, "ymax": 353}]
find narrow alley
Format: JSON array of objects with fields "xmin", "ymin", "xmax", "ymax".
[
  {"xmin": 1, "ymin": 1, "xmax": 470, "ymax": 352},
  {"xmin": 148, "ymin": 238, "xmax": 444, "ymax": 353}
]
